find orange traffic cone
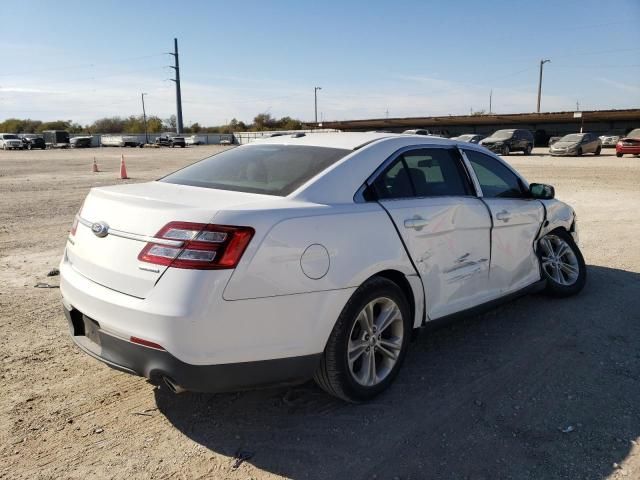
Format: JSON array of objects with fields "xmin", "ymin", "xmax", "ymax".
[
  {"xmin": 119, "ymin": 154, "xmax": 129, "ymax": 179},
  {"xmin": 92, "ymin": 157, "xmax": 99, "ymax": 173}
]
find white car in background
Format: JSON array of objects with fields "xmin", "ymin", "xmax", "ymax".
[
  {"xmin": 185, "ymin": 135, "xmax": 206, "ymax": 146},
  {"xmin": 599, "ymin": 134, "xmax": 620, "ymax": 148},
  {"xmin": 61, "ymin": 133, "xmax": 586, "ymax": 402},
  {"xmin": 0, "ymin": 133, "xmax": 24, "ymax": 150}
]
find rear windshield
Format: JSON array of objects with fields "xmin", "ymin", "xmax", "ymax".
[
  {"xmin": 628, "ymin": 128, "xmax": 640, "ymax": 139},
  {"xmin": 161, "ymin": 144, "xmax": 350, "ymax": 196}
]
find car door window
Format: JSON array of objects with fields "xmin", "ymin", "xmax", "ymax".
[
  {"xmin": 371, "ymin": 148, "xmax": 471, "ymax": 199},
  {"xmin": 464, "ymin": 150, "xmax": 525, "ymax": 198}
]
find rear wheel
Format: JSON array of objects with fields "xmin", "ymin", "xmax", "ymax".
[
  {"xmin": 577, "ymin": 147, "xmax": 583, "ymax": 156},
  {"xmin": 538, "ymin": 229, "xmax": 586, "ymax": 297},
  {"xmin": 594, "ymin": 146, "xmax": 601, "ymax": 156},
  {"xmin": 314, "ymin": 277, "xmax": 412, "ymax": 402},
  {"xmin": 524, "ymin": 144, "xmax": 532, "ymax": 155}
]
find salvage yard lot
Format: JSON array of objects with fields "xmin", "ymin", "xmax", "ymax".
[{"xmin": 1, "ymin": 145, "xmax": 639, "ymax": 479}]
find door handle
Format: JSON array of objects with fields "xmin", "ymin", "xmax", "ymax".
[
  {"xmin": 496, "ymin": 210, "xmax": 511, "ymax": 222},
  {"xmin": 404, "ymin": 216, "xmax": 429, "ymax": 230}
]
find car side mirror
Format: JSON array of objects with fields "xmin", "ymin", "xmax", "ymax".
[{"xmin": 529, "ymin": 183, "xmax": 555, "ymax": 199}]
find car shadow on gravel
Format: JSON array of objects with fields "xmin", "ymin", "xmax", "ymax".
[{"xmin": 155, "ymin": 265, "xmax": 640, "ymax": 479}]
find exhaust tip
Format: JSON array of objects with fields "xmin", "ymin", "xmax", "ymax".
[{"xmin": 163, "ymin": 376, "xmax": 186, "ymax": 394}]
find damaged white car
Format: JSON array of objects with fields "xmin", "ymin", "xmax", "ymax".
[{"xmin": 61, "ymin": 133, "xmax": 586, "ymax": 402}]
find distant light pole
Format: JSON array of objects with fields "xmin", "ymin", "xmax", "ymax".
[
  {"xmin": 536, "ymin": 59, "xmax": 551, "ymax": 113},
  {"xmin": 489, "ymin": 89, "xmax": 493, "ymax": 114},
  {"xmin": 141, "ymin": 92, "xmax": 149, "ymax": 144},
  {"xmin": 314, "ymin": 86, "xmax": 322, "ymax": 124}
]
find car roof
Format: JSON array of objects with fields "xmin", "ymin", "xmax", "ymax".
[{"xmin": 248, "ymin": 132, "xmax": 456, "ymax": 150}]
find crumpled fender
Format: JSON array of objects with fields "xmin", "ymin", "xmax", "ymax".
[{"xmin": 536, "ymin": 199, "xmax": 577, "ymax": 243}]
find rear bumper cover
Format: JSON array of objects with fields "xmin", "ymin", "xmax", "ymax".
[
  {"xmin": 616, "ymin": 145, "xmax": 640, "ymax": 154},
  {"xmin": 64, "ymin": 306, "xmax": 321, "ymax": 393}
]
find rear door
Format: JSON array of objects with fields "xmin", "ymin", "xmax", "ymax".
[
  {"xmin": 371, "ymin": 147, "xmax": 492, "ymax": 319},
  {"xmin": 463, "ymin": 149, "xmax": 544, "ymax": 296}
]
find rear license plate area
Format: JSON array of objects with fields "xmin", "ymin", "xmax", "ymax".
[{"xmin": 83, "ymin": 316, "xmax": 101, "ymax": 346}]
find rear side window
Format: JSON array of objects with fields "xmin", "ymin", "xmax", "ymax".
[
  {"xmin": 371, "ymin": 148, "xmax": 471, "ymax": 200},
  {"xmin": 464, "ymin": 149, "xmax": 525, "ymax": 198},
  {"xmin": 161, "ymin": 145, "xmax": 349, "ymax": 196}
]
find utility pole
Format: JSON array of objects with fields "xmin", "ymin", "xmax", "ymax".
[
  {"xmin": 314, "ymin": 86, "xmax": 322, "ymax": 124},
  {"xmin": 141, "ymin": 93, "xmax": 149, "ymax": 144},
  {"xmin": 168, "ymin": 38, "xmax": 184, "ymax": 134},
  {"xmin": 536, "ymin": 59, "xmax": 550, "ymax": 113},
  {"xmin": 489, "ymin": 89, "xmax": 493, "ymax": 114}
]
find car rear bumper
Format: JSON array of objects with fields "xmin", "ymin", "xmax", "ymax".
[
  {"xmin": 64, "ymin": 306, "xmax": 320, "ymax": 392},
  {"xmin": 61, "ymin": 257, "xmax": 350, "ymax": 364},
  {"xmin": 616, "ymin": 145, "xmax": 640, "ymax": 154}
]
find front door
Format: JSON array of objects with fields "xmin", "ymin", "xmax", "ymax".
[
  {"xmin": 372, "ymin": 147, "xmax": 492, "ymax": 319},
  {"xmin": 463, "ymin": 149, "xmax": 545, "ymax": 296}
]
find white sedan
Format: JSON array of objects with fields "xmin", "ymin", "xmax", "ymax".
[{"xmin": 60, "ymin": 133, "xmax": 586, "ymax": 402}]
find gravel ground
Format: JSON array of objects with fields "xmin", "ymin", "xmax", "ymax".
[{"xmin": 0, "ymin": 145, "xmax": 638, "ymax": 480}]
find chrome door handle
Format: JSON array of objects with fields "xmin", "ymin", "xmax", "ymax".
[
  {"xmin": 404, "ymin": 216, "xmax": 429, "ymax": 230},
  {"xmin": 496, "ymin": 210, "xmax": 511, "ymax": 222}
]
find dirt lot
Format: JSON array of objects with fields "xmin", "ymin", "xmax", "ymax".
[{"xmin": 1, "ymin": 145, "xmax": 639, "ymax": 480}]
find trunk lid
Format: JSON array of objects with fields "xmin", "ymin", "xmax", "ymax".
[{"xmin": 66, "ymin": 181, "xmax": 263, "ymax": 298}]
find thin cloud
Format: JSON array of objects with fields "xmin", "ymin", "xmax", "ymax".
[{"xmin": 595, "ymin": 77, "xmax": 640, "ymax": 94}]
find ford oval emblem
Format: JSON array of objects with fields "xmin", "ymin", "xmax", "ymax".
[{"xmin": 91, "ymin": 221, "xmax": 109, "ymax": 238}]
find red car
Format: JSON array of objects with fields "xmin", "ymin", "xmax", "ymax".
[{"xmin": 616, "ymin": 128, "xmax": 640, "ymax": 157}]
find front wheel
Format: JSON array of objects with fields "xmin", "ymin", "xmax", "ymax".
[
  {"xmin": 501, "ymin": 145, "xmax": 510, "ymax": 156},
  {"xmin": 594, "ymin": 146, "xmax": 601, "ymax": 156},
  {"xmin": 616, "ymin": 152, "xmax": 623, "ymax": 158},
  {"xmin": 577, "ymin": 147, "xmax": 583, "ymax": 156},
  {"xmin": 314, "ymin": 277, "xmax": 412, "ymax": 402},
  {"xmin": 524, "ymin": 144, "xmax": 532, "ymax": 155},
  {"xmin": 538, "ymin": 229, "xmax": 586, "ymax": 297}
]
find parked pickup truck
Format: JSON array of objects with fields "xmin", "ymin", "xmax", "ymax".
[{"xmin": 155, "ymin": 135, "xmax": 186, "ymax": 148}]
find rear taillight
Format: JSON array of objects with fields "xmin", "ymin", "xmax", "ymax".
[
  {"xmin": 70, "ymin": 201, "xmax": 84, "ymax": 236},
  {"xmin": 70, "ymin": 216, "xmax": 79, "ymax": 236},
  {"xmin": 138, "ymin": 222, "xmax": 254, "ymax": 270}
]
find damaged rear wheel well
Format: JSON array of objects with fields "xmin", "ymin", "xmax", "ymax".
[{"xmin": 372, "ymin": 270, "xmax": 416, "ymax": 327}]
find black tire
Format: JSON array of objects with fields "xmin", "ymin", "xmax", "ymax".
[
  {"xmin": 524, "ymin": 144, "xmax": 532, "ymax": 155},
  {"xmin": 616, "ymin": 152, "xmax": 623, "ymax": 158},
  {"xmin": 27, "ymin": 144, "xmax": 33, "ymax": 150},
  {"xmin": 501, "ymin": 145, "xmax": 510, "ymax": 156},
  {"xmin": 594, "ymin": 146, "xmax": 601, "ymax": 156},
  {"xmin": 577, "ymin": 147, "xmax": 583, "ymax": 156},
  {"xmin": 538, "ymin": 229, "xmax": 586, "ymax": 297},
  {"xmin": 314, "ymin": 276, "xmax": 412, "ymax": 402}
]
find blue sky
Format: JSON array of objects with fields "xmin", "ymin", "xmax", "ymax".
[{"xmin": 1, "ymin": 0, "xmax": 639, "ymax": 125}]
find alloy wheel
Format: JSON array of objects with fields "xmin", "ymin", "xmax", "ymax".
[
  {"xmin": 347, "ymin": 297, "xmax": 404, "ymax": 387},
  {"xmin": 539, "ymin": 234, "xmax": 580, "ymax": 286}
]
